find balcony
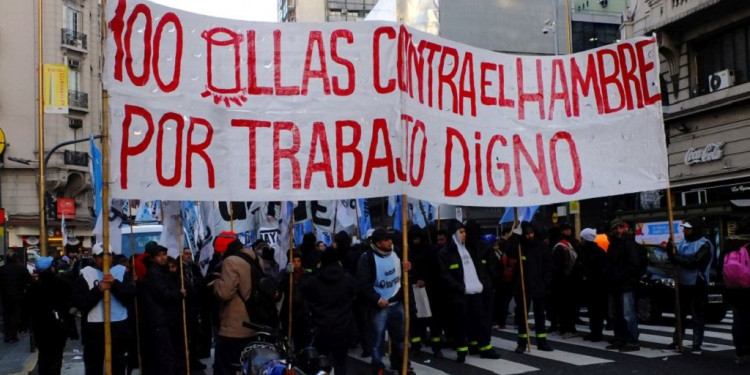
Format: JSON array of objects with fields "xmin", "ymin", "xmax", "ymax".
[
  {"xmin": 68, "ymin": 90, "xmax": 89, "ymax": 111},
  {"xmin": 61, "ymin": 28, "xmax": 87, "ymax": 52}
]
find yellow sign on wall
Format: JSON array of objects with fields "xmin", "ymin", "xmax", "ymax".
[
  {"xmin": 569, "ymin": 201, "xmax": 580, "ymax": 214},
  {"xmin": 43, "ymin": 64, "xmax": 68, "ymax": 114}
]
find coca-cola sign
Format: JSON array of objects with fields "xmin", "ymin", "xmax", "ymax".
[{"xmin": 684, "ymin": 142, "xmax": 725, "ymax": 166}]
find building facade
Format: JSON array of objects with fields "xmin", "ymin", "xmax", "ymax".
[
  {"xmin": 280, "ymin": 0, "xmax": 378, "ymax": 22},
  {"xmin": 0, "ymin": 0, "xmax": 102, "ymax": 255},
  {"xmin": 616, "ymin": 0, "xmax": 750, "ymax": 249}
]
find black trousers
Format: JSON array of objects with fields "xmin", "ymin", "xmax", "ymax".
[
  {"xmin": 317, "ymin": 342, "xmax": 349, "ymax": 375},
  {"xmin": 213, "ymin": 335, "xmax": 252, "ymax": 375},
  {"xmin": 673, "ymin": 283, "xmax": 708, "ymax": 349},
  {"xmin": 516, "ymin": 296, "xmax": 548, "ymax": 338},
  {"xmin": 37, "ymin": 334, "xmax": 67, "ymax": 375},
  {"xmin": 451, "ymin": 292, "xmax": 493, "ymax": 350},
  {"xmin": 83, "ymin": 334, "xmax": 128, "ymax": 375},
  {"xmin": 729, "ymin": 289, "xmax": 750, "ymax": 357},
  {"xmin": 2, "ymin": 298, "xmax": 20, "ymax": 341},
  {"xmin": 354, "ymin": 299, "xmax": 372, "ymax": 353},
  {"xmin": 587, "ymin": 286, "xmax": 608, "ymax": 338},
  {"xmin": 494, "ymin": 284, "xmax": 514, "ymax": 327}
]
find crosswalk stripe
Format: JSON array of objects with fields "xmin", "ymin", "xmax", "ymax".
[
  {"xmin": 571, "ymin": 325, "xmax": 734, "ymax": 352},
  {"xmin": 705, "ymin": 323, "xmax": 733, "ymax": 331},
  {"xmin": 662, "ymin": 312, "xmax": 733, "ymax": 324},
  {"xmin": 430, "ymin": 348, "xmax": 539, "ymax": 375},
  {"xmin": 350, "ymin": 355, "xmax": 455, "ymax": 375},
  {"xmin": 499, "ymin": 328, "xmax": 680, "ymax": 358},
  {"xmin": 577, "ymin": 316, "xmax": 734, "ymax": 341},
  {"xmin": 490, "ymin": 336, "xmax": 613, "ymax": 366}
]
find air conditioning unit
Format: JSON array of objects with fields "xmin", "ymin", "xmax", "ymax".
[
  {"xmin": 708, "ymin": 69, "xmax": 735, "ymax": 92},
  {"xmin": 68, "ymin": 59, "xmax": 80, "ymax": 70}
]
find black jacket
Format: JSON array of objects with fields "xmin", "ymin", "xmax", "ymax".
[
  {"xmin": 22, "ymin": 271, "xmax": 74, "ymax": 342},
  {"xmin": 300, "ymin": 264, "xmax": 356, "ymax": 347},
  {"xmin": 437, "ymin": 234, "xmax": 494, "ymax": 304},
  {"xmin": 356, "ymin": 246, "xmax": 405, "ymax": 309},
  {"xmin": 0, "ymin": 262, "xmax": 31, "ymax": 301},
  {"xmin": 72, "ymin": 266, "xmax": 136, "ymax": 345},
  {"xmin": 140, "ymin": 259, "xmax": 184, "ymax": 329},
  {"xmin": 507, "ymin": 234, "xmax": 553, "ymax": 298},
  {"xmin": 604, "ymin": 234, "xmax": 641, "ymax": 292},
  {"xmin": 579, "ymin": 241, "xmax": 608, "ymax": 289}
]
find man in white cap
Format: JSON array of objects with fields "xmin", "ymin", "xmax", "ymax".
[
  {"xmin": 666, "ymin": 218, "xmax": 713, "ymax": 354},
  {"xmin": 72, "ymin": 243, "xmax": 135, "ymax": 375}
]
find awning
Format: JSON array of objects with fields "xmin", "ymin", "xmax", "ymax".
[{"xmin": 731, "ymin": 199, "xmax": 750, "ymax": 207}]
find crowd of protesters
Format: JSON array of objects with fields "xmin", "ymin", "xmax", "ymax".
[{"xmin": 0, "ymin": 216, "xmax": 749, "ymax": 374}]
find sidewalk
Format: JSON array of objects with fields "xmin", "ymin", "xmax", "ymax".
[{"xmin": 0, "ymin": 336, "xmax": 38, "ymax": 375}]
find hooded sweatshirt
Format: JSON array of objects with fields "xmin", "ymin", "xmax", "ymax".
[{"xmin": 453, "ymin": 230, "xmax": 483, "ymax": 295}]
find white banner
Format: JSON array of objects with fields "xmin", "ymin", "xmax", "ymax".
[{"xmin": 105, "ymin": 0, "xmax": 668, "ymax": 207}]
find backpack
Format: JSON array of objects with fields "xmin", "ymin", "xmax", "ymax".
[
  {"xmin": 231, "ymin": 251, "xmax": 280, "ymax": 328},
  {"xmin": 723, "ymin": 245, "xmax": 750, "ymax": 289},
  {"xmin": 500, "ymin": 253, "xmax": 516, "ymax": 282}
]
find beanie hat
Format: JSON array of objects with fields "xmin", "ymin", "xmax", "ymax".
[
  {"xmin": 147, "ymin": 244, "xmax": 168, "ymax": 257},
  {"xmin": 226, "ymin": 239, "xmax": 244, "ymax": 254},
  {"xmin": 213, "ymin": 231, "xmax": 238, "ymax": 253},
  {"xmin": 35, "ymin": 256, "xmax": 54, "ymax": 271},
  {"xmin": 144, "ymin": 241, "xmax": 159, "ymax": 256},
  {"xmin": 580, "ymin": 228, "xmax": 597, "ymax": 242},
  {"xmin": 370, "ymin": 228, "xmax": 390, "ymax": 243}
]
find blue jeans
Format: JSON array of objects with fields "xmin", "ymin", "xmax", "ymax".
[
  {"xmin": 371, "ymin": 302, "xmax": 406, "ymax": 371},
  {"xmin": 609, "ymin": 291, "xmax": 639, "ymax": 345}
]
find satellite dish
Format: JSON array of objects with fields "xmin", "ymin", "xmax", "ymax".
[{"xmin": 26, "ymin": 237, "xmax": 40, "ymax": 245}]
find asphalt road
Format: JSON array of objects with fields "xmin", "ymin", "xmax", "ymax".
[{"xmin": 47, "ymin": 310, "xmax": 747, "ymax": 375}]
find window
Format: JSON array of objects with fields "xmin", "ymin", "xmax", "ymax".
[
  {"xmin": 64, "ymin": 6, "xmax": 82, "ymax": 32},
  {"xmin": 571, "ymin": 22, "xmax": 620, "ymax": 53},
  {"xmin": 692, "ymin": 19, "xmax": 750, "ymax": 95},
  {"xmin": 68, "ymin": 61, "xmax": 80, "ymax": 93}
]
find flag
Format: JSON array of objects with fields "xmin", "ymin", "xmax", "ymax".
[
  {"xmin": 388, "ymin": 196, "xmax": 403, "ymax": 232},
  {"xmin": 159, "ymin": 201, "xmax": 182, "ymax": 258},
  {"xmin": 498, "ymin": 206, "xmax": 540, "ymax": 224},
  {"xmin": 89, "ymin": 135, "xmax": 102, "ymax": 221},
  {"xmin": 61, "ymin": 213, "xmax": 68, "ymax": 247},
  {"xmin": 93, "ymin": 199, "xmax": 128, "ymax": 254},
  {"xmin": 357, "ymin": 199, "xmax": 372, "ymax": 238}
]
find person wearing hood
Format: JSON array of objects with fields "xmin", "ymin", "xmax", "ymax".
[
  {"xmin": 20, "ymin": 257, "xmax": 74, "ymax": 374},
  {"xmin": 0, "ymin": 251, "xmax": 31, "ymax": 344},
  {"xmin": 507, "ymin": 221, "xmax": 554, "ymax": 353},
  {"xmin": 301, "ymin": 249, "xmax": 357, "ymax": 375},
  {"xmin": 357, "ymin": 228, "xmax": 415, "ymax": 375},
  {"xmin": 578, "ymin": 228, "xmax": 608, "ymax": 342},
  {"xmin": 140, "ymin": 244, "xmax": 186, "ymax": 374},
  {"xmin": 666, "ymin": 218, "xmax": 713, "ymax": 354},
  {"xmin": 407, "ymin": 225, "xmax": 438, "ymax": 357},
  {"xmin": 437, "ymin": 220, "xmax": 502, "ymax": 361},
  {"xmin": 300, "ymin": 233, "xmax": 322, "ymax": 273},
  {"xmin": 280, "ymin": 250, "xmax": 310, "ymax": 350},
  {"xmin": 72, "ymin": 243, "xmax": 136, "ymax": 375}
]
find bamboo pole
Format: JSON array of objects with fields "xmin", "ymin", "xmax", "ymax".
[
  {"xmin": 287, "ymin": 204, "xmax": 295, "ymax": 346},
  {"xmin": 229, "ymin": 202, "xmax": 235, "ymax": 233},
  {"xmin": 332, "ymin": 200, "xmax": 339, "ymax": 235},
  {"xmin": 515, "ymin": 208, "xmax": 532, "ymax": 353},
  {"xmin": 179, "ymin": 215, "xmax": 191, "ymax": 374},
  {"xmin": 100, "ymin": 1, "xmax": 112, "ymax": 372},
  {"xmin": 401, "ymin": 194, "xmax": 410, "ymax": 375},
  {"xmin": 36, "ymin": 0, "xmax": 47, "ymax": 257},
  {"xmin": 354, "ymin": 200, "xmax": 362, "ymax": 240},
  {"xmin": 666, "ymin": 188, "xmax": 683, "ymax": 352},
  {"xmin": 128, "ymin": 208, "xmax": 142, "ymax": 371}
]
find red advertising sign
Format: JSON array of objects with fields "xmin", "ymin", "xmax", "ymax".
[{"xmin": 57, "ymin": 198, "xmax": 75, "ymax": 219}]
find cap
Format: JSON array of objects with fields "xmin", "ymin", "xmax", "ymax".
[
  {"xmin": 580, "ymin": 228, "xmax": 597, "ymax": 242},
  {"xmin": 559, "ymin": 222, "xmax": 572, "ymax": 231},
  {"xmin": 365, "ymin": 228, "xmax": 376, "ymax": 240},
  {"xmin": 610, "ymin": 219, "xmax": 626, "ymax": 229},
  {"xmin": 92, "ymin": 242, "xmax": 104, "ymax": 256},
  {"xmin": 213, "ymin": 231, "xmax": 238, "ymax": 253},
  {"xmin": 680, "ymin": 222, "xmax": 693, "ymax": 229},
  {"xmin": 370, "ymin": 228, "xmax": 390, "ymax": 243},
  {"xmin": 147, "ymin": 245, "xmax": 168, "ymax": 257}
]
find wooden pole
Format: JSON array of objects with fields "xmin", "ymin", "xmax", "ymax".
[
  {"xmin": 354, "ymin": 200, "xmax": 362, "ymax": 240},
  {"xmin": 666, "ymin": 188, "xmax": 683, "ymax": 352},
  {"xmin": 515, "ymin": 208, "xmax": 532, "ymax": 353},
  {"xmin": 179, "ymin": 216, "xmax": 190, "ymax": 374},
  {"xmin": 100, "ymin": 1, "xmax": 112, "ymax": 372},
  {"xmin": 128, "ymin": 208, "xmax": 142, "ymax": 371},
  {"xmin": 287, "ymin": 204, "xmax": 295, "ymax": 346},
  {"xmin": 36, "ymin": 0, "xmax": 47, "ymax": 256},
  {"xmin": 333, "ymin": 200, "xmax": 339, "ymax": 235},
  {"xmin": 229, "ymin": 202, "xmax": 235, "ymax": 233},
  {"xmin": 401, "ymin": 194, "xmax": 410, "ymax": 375}
]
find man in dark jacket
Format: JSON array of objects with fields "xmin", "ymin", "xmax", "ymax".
[
  {"xmin": 551, "ymin": 223, "xmax": 583, "ymax": 337},
  {"xmin": 507, "ymin": 222, "xmax": 554, "ymax": 353},
  {"xmin": 72, "ymin": 243, "xmax": 136, "ymax": 375},
  {"xmin": 182, "ymin": 248, "xmax": 208, "ymax": 370},
  {"xmin": 301, "ymin": 249, "xmax": 356, "ymax": 375},
  {"xmin": 437, "ymin": 221, "xmax": 501, "ymax": 362},
  {"xmin": 579, "ymin": 228, "xmax": 607, "ymax": 342},
  {"xmin": 604, "ymin": 219, "xmax": 641, "ymax": 352},
  {"xmin": 0, "ymin": 251, "xmax": 31, "ymax": 343},
  {"xmin": 357, "ymin": 228, "xmax": 414, "ymax": 375},
  {"xmin": 21, "ymin": 257, "xmax": 73, "ymax": 374},
  {"xmin": 141, "ymin": 245, "xmax": 185, "ymax": 374}
]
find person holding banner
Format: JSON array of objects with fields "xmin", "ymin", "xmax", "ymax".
[
  {"xmin": 357, "ymin": 228, "xmax": 414, "ymax": 375},
  {"xmin": 72, "ymin": 243, "xmax": 136, "ymax": 375},
  {"xmin": 437, "ymin": 220, "xmax": 502, "ymax": 362},
  {"xmin": 507, "ymin": 222, "xmax": 554, "ymax": 353}
]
